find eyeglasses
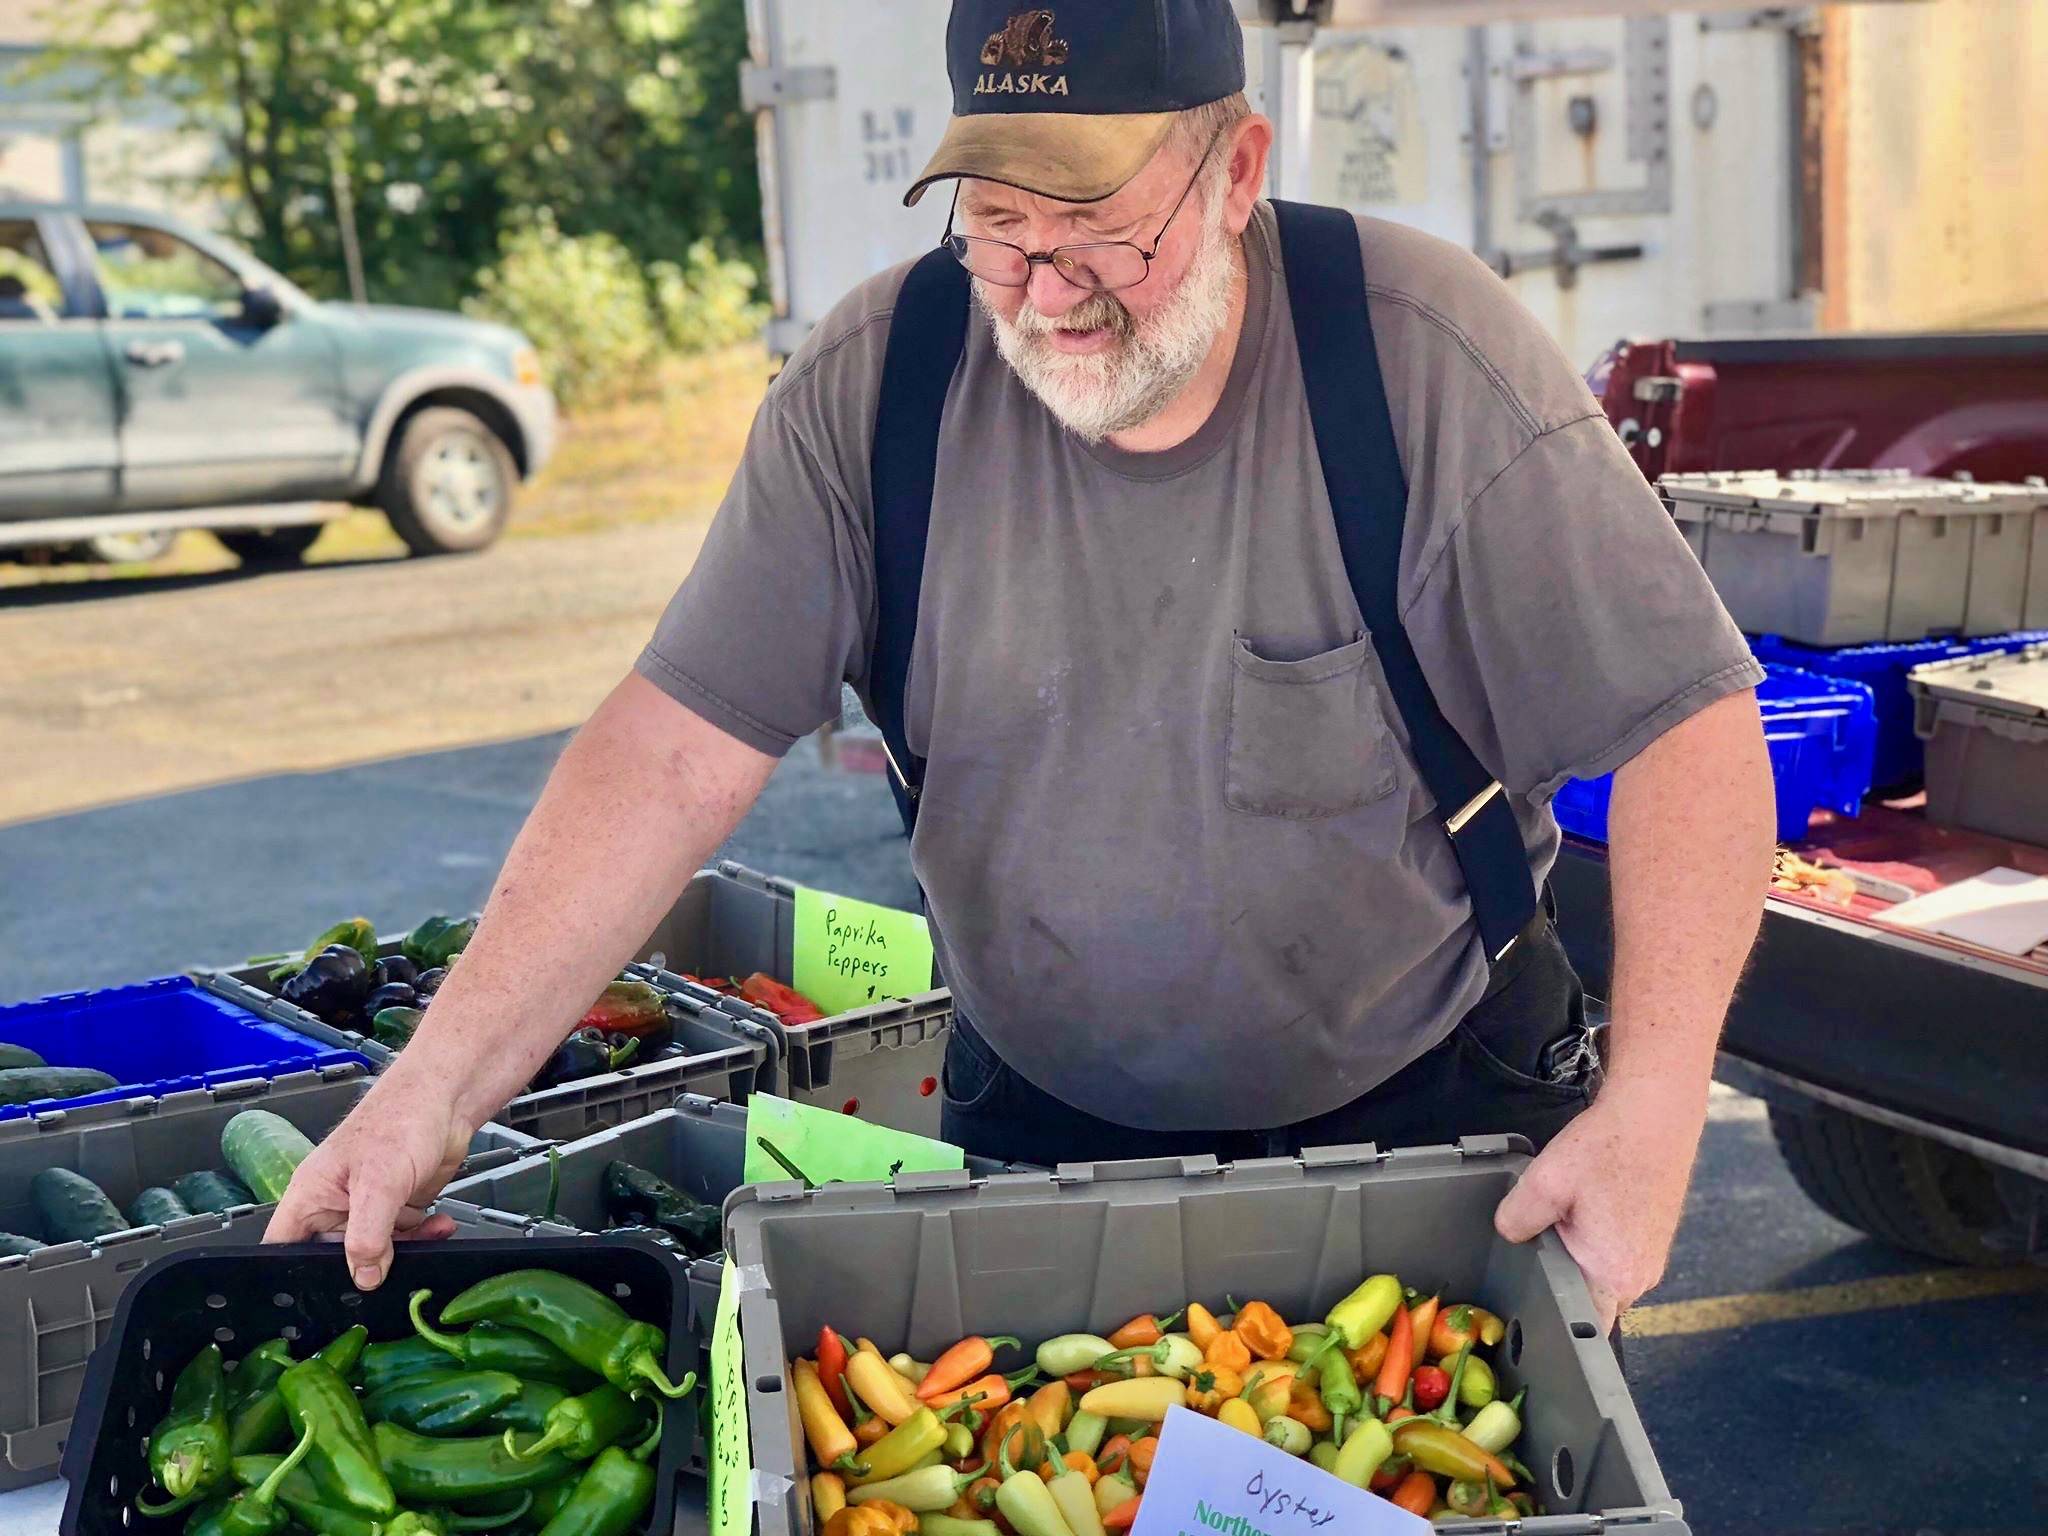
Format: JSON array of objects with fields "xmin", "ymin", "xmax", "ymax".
[{"xmin": 942, "ymin": 127, "xmax": 1224, "ymax": 293}]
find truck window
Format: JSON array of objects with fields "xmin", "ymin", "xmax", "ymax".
[
  {"xmin": 0, "ymin": 220, "xmax": 64, "ymax": 323},
  {"xmin": 86, "ymin": 220, "xmax": 244, "ymax": 321}
]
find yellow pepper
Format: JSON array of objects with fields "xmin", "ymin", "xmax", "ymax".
[
  {"xmin": 1238, "ymin": 1367, "xmax": 1292, "ymax": 1424},
  {"xmin": 1345, "ymin": 1332, "xmax": 1389, "ymax": 1383},
  {"xmin": 1078, "ymin": 1378, "xmax": 1185, "ymax": 1422},
  {"xmin": 846, "ymin": 1349, "xmax": 923, "ymax": 1428},
  {"xmin": 1025, "ymin": 1382, "xmax": 1071, "ymax": 1440},
  {"xmin": 793, "ymin": 1358, "xmax": 858, "ymax": 1467},
  {"xmin": 1037, "ymin": 1450, "xmax": 1099, "ymax": 1486},
  {"xmin": 1231, "ymin": 1302, "xmax": 1293, "ymax": 1362},
  {"xmin": 812, "ymin": 1473, "xmax": 848, "ymax": 1524},
  {"xmin": 1185, "ymin": 1304, "xmax": 1223, "ymax": 1352},
  {"xmin": 1203, "ymin": 1331, "xmax": 1252, "ymax": 1374},
  {"xmin": 1182, "ymin": 1367, "xmax": 1242, "ymax": 1414},
  {"xmin": 1216, "ymin": 1399, "xmax": 1262, "ymax": 1437}
]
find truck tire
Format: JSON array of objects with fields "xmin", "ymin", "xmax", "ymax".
[
  {"xmin": 1768, "ymin": 1102, "xmax": 2017, "ymax": 1266},
  {"xmin": 377, "ymin": 406, "xmax": 516, "ymax": 556},
  {"xmin": 79, "ymin": 530, "xmax": 176, "ymax": 565},
  {"xmin": 217, "ymin": 525, "xmax": 323, "ymax": 566}
]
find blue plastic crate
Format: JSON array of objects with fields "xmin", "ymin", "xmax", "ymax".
[
  {"xmin": 0, "ymin": 977, "xmax": 370, "ymax": 1121},
  {"xmin": 1749, "ymin": 630, "xmax": 2048, "ymax": 789},
  {"xmin": 1552, "ymin": 662, "xmax": 1878, "ymax": 846}
]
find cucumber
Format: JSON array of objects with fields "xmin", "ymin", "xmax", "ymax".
[
  {"xmin": 128, "ymin": 1186, "xmax": 195, "ymax": 1228},
  {"xmin": 0, "ymin": 1233, "xmax": 42, "ymax": 1257},
  {"xmin": 0, "ymin": 1044, "xmax": 46, "ymax": 1071},
  {"xmin": 220, "ymin": 1111, "xmax": 315, "ymax": 1203},
  {"xmin": 173, "ymin": 1170, "xmax": 257, "ymax": 1214},
  {"xmin": 31, "ymin": 1168, "xmax": 127, "ymax": 1243},
  {"xmin": 0, "ymin": 1067, "xmax": 119, "ymax": 1108}
]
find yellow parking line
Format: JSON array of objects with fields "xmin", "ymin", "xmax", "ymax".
[{"xmin": 1622, "ymin": 1266, "xmax": 2048, "ymax": 1339}]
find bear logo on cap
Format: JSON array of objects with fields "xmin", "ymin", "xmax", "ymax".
[{"xmin": 981, "ymin": 9, "xmax": 1069, "ymax": 69}]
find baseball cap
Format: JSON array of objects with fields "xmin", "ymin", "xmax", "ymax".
[{"xmin": 903, "ymin": 1, "xmax": 1247, "ymax": 207}]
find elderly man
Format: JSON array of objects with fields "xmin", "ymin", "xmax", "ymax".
[{"xmin": 271, "ymin": 0, "xmax": 1772, "ymax": 1331}]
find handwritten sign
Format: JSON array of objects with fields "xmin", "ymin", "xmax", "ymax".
[
  {"xmin": 707, "ymin": 1261, "xmax": 751, "ymax": 1536},
  {"xmin": 1132, "ymin": 1407, "xmax": 1430, "ymax": 1536},
  {"xmin": 742, "ymin": 1091, "xmax": 963, "ymax": 1187},
  {"xmin": 792, "ymin": 885, "xmax": 935, "ymax": 1015}
]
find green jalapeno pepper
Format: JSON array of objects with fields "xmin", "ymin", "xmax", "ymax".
[
  {"xmin": 1315, "ymin": 1344, "xmax": 1361, "ymax": 1444},
  {"xmin": 279, "ymin": 1355, "xmax": 395, "ymax": 1519},
  {"xmin": 363, "ymin": 1370, "xmax": 525, "ymax": 1436},
  {"xmin": 533, "ymin": 1413, "xmax": 662, "ymax": 1536},
  {"xmin": 418, "ymin": 1275, "xmax": 696, "ymax": 1400},
  {"xmin": 373, "ymin": 1421, "xmax": 580, "ymax": 1502},
  {"xmin": 233, "ymin": 1326, "xmax": 369, "ymax": 1458},
  {"xmin": 185, "ymin": 1422, "xmax": 315, "ymax": 1536},
  {"xmin": 503, "ymin": 1383, "xmax": 643, "ymax": 1463},
  {"xmin": 227, "ymin": 1341, "xmax": 293, "ymax": 1410},
  {"xmin": 364, "ymin": 1326, "xmax": 595, "ymax": 1393},
  {"xmin": 526, "ymin": 1479, "xmax": 580, "ymax": 1528},
  {"xmin": 132, "ymin": 1343, "xmax": 231, "ymax": 1515},
  {"xmin": 485, "ymin": 1379, "xmax": 571, "ymax": 1434},
  {"xmin": 233, "ymin": 1454, "xmax": 531, "ymax": 1536}
]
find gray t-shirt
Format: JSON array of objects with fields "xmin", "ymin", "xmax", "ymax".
[{"xmin": 638, "ymin": 202, "xmax": 1761, "ymax": 1130}]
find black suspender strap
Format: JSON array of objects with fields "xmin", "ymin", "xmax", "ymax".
[
  {"xmin": 1270, "ymin": 199, "xmax": 1538, "ymax": 963},
  {"xmin": 867, "ymin": 247, "xmax": 971, "ymax": 837}
]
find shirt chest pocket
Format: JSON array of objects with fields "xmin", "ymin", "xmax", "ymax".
[{"xmin": 1225, "ymin": 632, "xmax": 1400, "ymax": 819}]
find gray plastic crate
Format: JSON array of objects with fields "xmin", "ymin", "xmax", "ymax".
[
  {"xmin": 633, "ymin": 862, "xmax": 954, "ymax": 1135},
  {"xmin": 1910, "ymin": 641, "xmax": 2048, "ymax": 844},
  {"xmin": 1662, "ymin": 471, "xmax": 2031, "ymax": 645},
  {"xmin": 196, "ymin": 953, "xmax": 777, "ymax": 1139},
  {"xmin": 2028, "ymin": 494, "xmax": 2048, "ymax": 630},
  {"xmin": 0, "ymin": 1065, "xmax": 542, "ymax": 1490},
  {"xmin": 711, "ymin": 1140, "xmax": 1685, "ymax": 1536}
]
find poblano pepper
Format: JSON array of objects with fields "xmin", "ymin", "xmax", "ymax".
[
  {"xmin": 600, "ymin": 1161, "xmax": 721, "ymax": 1258},
  {"xmin": 417, "ymin": 1274, "xmax": 695, "ymax": 1399},
  {"xmin": 372, "ymin": 1421, "xmax": 579, "ymax": 1502},
  {"xmin": 231, "ymin": 1456, "xmax": 527, "ymax": 1536},
  {"xmin": 279, "ymin": 1356, "xmax": 394, "ymax": 1518},
  {"xmin": 135, "ymin": 1343, "xmax": 231, "ymax": 1515},
  {"xmin": 378, "ymin": 1308, "xmax": 596, "ymax": 1389},
  {"xmin": 233, "ymin": 1326, "xmax": 368, "ymax": 1458},
  {"xmin": 184, "ymin": 1422, "xmax": 315, "ymax": 1536},
  {"xmin": 533, "ymin": 1413, "xmax": 663, "ymax": 1536},
  {"xmin": 363, "ymin": 1370, "xmax": 524, "ymax": 1435},
  {"xmin": 503, "ymin": 1382, "xmax": 644, "ymax": 1463}
]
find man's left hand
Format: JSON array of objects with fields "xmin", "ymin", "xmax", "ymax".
[{"xmin": 1491, "ymin": 1081, "xmax": 1707, "ymax": 1332}]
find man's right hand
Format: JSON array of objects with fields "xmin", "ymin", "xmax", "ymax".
[{"xmin": 264, "ymin": 1071, "xmax": 474, "ymax": 1290}]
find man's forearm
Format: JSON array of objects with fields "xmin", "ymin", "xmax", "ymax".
[
  {"xmin": 1604, "ymin": 689, "xmax": 1775, "ymax": 1104},
  {"xmin": 382, "ymin": 673, "xmax": 779, "ymax": 1133}
]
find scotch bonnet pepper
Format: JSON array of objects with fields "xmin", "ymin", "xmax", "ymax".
[{"xmin": 415, "ymin": 1275, "xmax": 695, "ymax": 1400}]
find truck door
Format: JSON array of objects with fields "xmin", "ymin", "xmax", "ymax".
[
  {"xmin": 0, "ymin": 214, "xmax": 120, "ymax": 517},
  {"xmin": 81, "ymin": 217, "xmax": 355, "ymax": 510}
]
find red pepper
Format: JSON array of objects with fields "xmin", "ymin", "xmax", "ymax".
[
  {"xmin": 737, "ymin": 973, "xmax": 826, "ymax": 1025},
  {"xmin": 1373, "ymin": 1300, "xmax": 1415, "ymax": 1415},
  {"xmin": 1389, "ymin": 1470, "xmax": 1436, "ymax": 1515},
  {"xmin": 919, "ymin": 1337, "xmax": 1024, "ymax": 1402},
  {"xmin": 1065, "ymin": 1370, "xmax": 1116, "ymax": 1394},
  {"xmin": 817, "ymin": 1327, "xmax": 853, "ymax": 1420},
  {"xmin": 1369, "ymin": 1455, "xmax": 1410, "ymax": 1493},
  {"xmin": 1410, "ymin": 1365, "xmax": 1450, "ymax": 1413},
  {"xmin": 1103, "ymin": 1495, "xmax": 1143, "ymax": 1531}
]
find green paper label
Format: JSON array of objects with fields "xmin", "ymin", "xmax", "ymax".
[
  {"xmin": 708, "ymin": 1261, "xmax": 751, "ymax": 1536},
  {"xmin": 743, "ymin": 1092, "xmax": 963, "ymax": 1187},
  {"xmin": 792, "ymin": 885, "xmax": 935, "ymax": 1014}
]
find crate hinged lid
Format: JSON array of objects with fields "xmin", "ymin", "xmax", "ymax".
[
  {"xmin": 1659, "ymin": 470, "xmax": 2048, "ymax": 526},
  {"xmin": 1909, "ymin": 643, "xmax": 2048, "ymax": 735}
]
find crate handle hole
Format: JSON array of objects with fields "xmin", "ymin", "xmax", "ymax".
[
  {"xmin": 155, "ymin": 1369, "xmax": 165, "ymax": 1392},
  {"xmin": 272, "ymin": 1292, "xmax": 295, "ymax": 1309},
  {"xmin": 1506, "ymin": 1319, "xmax": 1524, "ymax": 1367},
  {"xmin": 126, "ymin": 1406, "xmax": 136, "ymax": 1429},
  {"xmin": 614, "ymin": 1282, "xmax": 633, "ymax": 1299},
  {"xmin": 1551, "ymin": 1445, "xmax": 1575, "ymax": 1501},
  {"xmin": 841, "ymin": 1098, "xmax": 860, "ymax": 1115},
  {"xmin": 281, "ymin": 1325, "xmax": 301, "ymax": 1341},
  {"xmin": 120, "ymin": 1258, "xmax": 146, "ymax": 1273},
  {"xmin": 205, "ymin": 1293, "xmax": 228, "ymax": 1310},
  {"xmin": 215, "ymin": 1326, "xmax": 236, "ymax": 1343},
  {"xmin": 1569, "ymin": 1321, "xmax": 1597, "ymax": 1340},
  {"xmin": 754, "ymin": 1375, "xmax": 784, "ymax": 1394},
  {"xmin": 141, "ymin": 1339, "xmax": 152, "ymax": 1361},
  {"xmin": 108, "ymin": 1474, "xmax": 119, "ymax": 1497}
]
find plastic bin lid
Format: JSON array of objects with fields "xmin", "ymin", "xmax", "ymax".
[
  {"xmin": 1907, "ymin": 642, "xmax": 2048, "ymax": 720},
  {"xmin": 1659, "ymin": 470, "xmax": 2025, "ymax": 519}
]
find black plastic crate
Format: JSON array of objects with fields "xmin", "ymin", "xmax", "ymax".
[{"xmin": 59, "ymin": 1235, "xmax": 699, "ymax": 1536}]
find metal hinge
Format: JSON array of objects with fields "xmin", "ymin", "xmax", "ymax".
[
  {"xmin": 1508, "ymin": 46, "xmax": 1615, "ymax": 82},
  {"xmin": 739, "ymin": 63, "xmax": 836, "ymax": 112},
  {"xmin": 1633, "ymin": 375, "xmax": 1683, "ymax": 404}
]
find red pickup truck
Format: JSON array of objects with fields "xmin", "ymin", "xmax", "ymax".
[{"xmin": 1565, "ymin": 332, "xmax": 2048, "ymax": 1271}]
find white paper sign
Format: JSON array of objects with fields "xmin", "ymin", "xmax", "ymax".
[{"xmin": 1131, "ymin": 1407, "xmax": 1432, "ymax": 1536}]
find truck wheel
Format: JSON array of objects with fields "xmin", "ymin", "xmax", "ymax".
[
  {"xmin": 80, "ymin": 530, "xmax": 176, "ymax": 565},
  {"xmin": 217, "ymin": 525, "xmax": 323, "ymax": 566},
  {"xmin": 378, "ymin": 407, "xmax": 516, "ymax": 556},
  {"xmin": 1768, "ymin": 1102, "xmax": 2018, "ymax": 1266}
]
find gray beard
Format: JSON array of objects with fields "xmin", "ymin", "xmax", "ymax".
[{"xmin": 981, "ymin": 199, "xmax": 1237, "ymax": 444}]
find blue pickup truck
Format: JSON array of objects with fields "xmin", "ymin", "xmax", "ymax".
[{"xmin": 0, "ymin": 201, "xmax": 556, "ymax": 565}]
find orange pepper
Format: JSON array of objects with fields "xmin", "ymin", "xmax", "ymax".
[
  {"xmin": 1406, "ymin": 1296, "xmax": 1441, "ymax": 1371},
  {"xmin": 1186, "ymin": 1304, "xmax": 1223, "ymax": 1352},
  {"xmin": 1182, "ymin": 1366, "xmax": 1243, "ymax": 1414},
  {"xmin": 1096, "ymin": 1435, "xmax": 1133, "ymax": 1478},
  {"xmin": 1103, "ymin": 1494, "xmax": 1143, "ymax": 1531},
  {"xmin": 1231, "ymin": 1301, "xmax": 1293, "ymax": 1362},
  {"xmin": 853, "ymin": 1413, "xmax": 888, "ymax": 1448},
  {"xmin": 1240, "ymin": 1369, "xmax": 1292, "ymax": 1423},
  {"xmin": 1346, "ymin": 1331, "xmax": 1389, "ymax": 1382},
  {"xmin": 1285, "ymin": 1380, "xmax": 1331, "ymax": 1433},
  {"xmin": 1389, "ymin": 1471, "xmax": 1436, "ymax": 1515},
  {"xmin": 1025, "ymin": 1381, "xmax": 1071, "ymax": 1440},
  {"xmin": 965, "ymin": 1476, "xmax": 1003, "ymax": 1517},
  {"xmin": 979, "ymin": 1402, "xmax": 1032, "ymax": 1468},
  {"xmin": 1038, "ymin": 1450, "xmax": 1099, "ymax": 1486},
  {"xmin": 924, "ymin": 1373, "xmax": 1017, "ymax": 1413},
  {"xmin": 1127, "ymin": 1436, "xmax": 1159, "ymax": 1487},
  {"xmin": 824, "ymin": 1504, "xmax": 915, "ymax": 1536},
  {"xmin": 1204, "ymin": 1331, "xmax": 1252, "ymax": 1374},
  {"xmin": 1107, "ymin": 1310, "xmax": 1182, "ymax": 1350},
  {"xmin": 1066, "ymin": 1369, "xmax": 1116, "ymax": 1394}
]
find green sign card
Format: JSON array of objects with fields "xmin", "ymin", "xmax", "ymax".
[
  {"xmin": 792, "ymin": 884, "xmax": 936, "ymax": 1015},
  {"xmin": 742, "ymin": 1092, "xmax": 963, "ymax": 1187},
  {"xmin": 707, "ymin": 1261, "xmax": 751, "ymax": 1536}
]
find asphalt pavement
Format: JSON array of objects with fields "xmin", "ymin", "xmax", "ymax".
[{"xmin": 2, "ymin": 732, "xmax": 2043, "ymax": 1533}]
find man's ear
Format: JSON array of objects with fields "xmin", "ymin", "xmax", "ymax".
[{"xmin": 1223, "ymin": 115, "xmax": 1275, "ymax": 233}]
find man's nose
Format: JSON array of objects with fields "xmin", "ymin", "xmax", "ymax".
[{"xmin": 1024, "ymin": 259, "xmax": 1088, "ymax": 318}]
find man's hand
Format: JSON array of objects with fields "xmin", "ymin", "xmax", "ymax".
[
  {"xmin": 264, "ymin": 1067, "xmax": 473, "ymax": 1290},
  {"xmin": 1493, "ymin": 1080, "xmax": 1707, "ymax": 1332}
]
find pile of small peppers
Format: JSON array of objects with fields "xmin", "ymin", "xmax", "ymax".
[
  {"xmin": 789, "ymin": 1280, "xmax": 1539, "ymax": 1534},
  {"xmin": 129, "ymin": 1268, "xmax": 698, "ymax": 1536}
]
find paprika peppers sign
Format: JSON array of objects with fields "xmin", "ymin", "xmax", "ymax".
[
  {"xmin": 791, "ymin": 884, "xmax": 936, "ymax": 1015},
  {"xmin": 1133, "ymin": 1408, "xmax": 1430, "ymax": 1536}
]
